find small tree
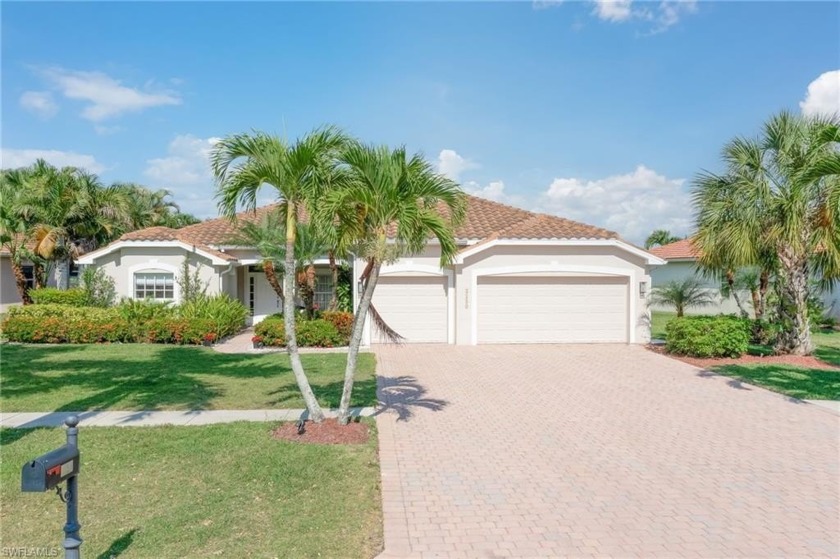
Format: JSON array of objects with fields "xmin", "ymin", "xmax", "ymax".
[
  {"xmin": 79, "ymin": 266, "xmax": 116, "ymax": 307},
  {"xmin": 177, "ymin": 259, "xmax": 207, "ymax": 303},
  {"xmin": 651, "ymin": 277, "xmax": 716, "ymax": 317}
]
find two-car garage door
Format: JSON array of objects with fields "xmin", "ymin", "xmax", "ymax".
[
  {"xmin": 369, "ymin": 274, "xmax": 630, "ymax": 344},
  {"xmin": 476, "ymin": 276, "xmax": 629, "ymax": 344}
]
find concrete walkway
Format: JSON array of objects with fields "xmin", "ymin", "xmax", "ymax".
[
  {"xmin": 0, "ymin": 407, "xmax": 376, "ymax": 429},
  {"xmin": 374, "ymin": 344, "xmax": 840, "ymax": 559}
]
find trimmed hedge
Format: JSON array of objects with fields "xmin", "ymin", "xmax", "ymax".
[
  {"xmin": 1, "ymin": 296, "xmax": 247, "ymax": 345},
  {"xmin": 29, "ymin": 288, "xmax": 89, "ymax": 307},
  {"xmin": 665, "ymin": 315, "xmax": 751, "ymax": 358},
  {"xmin": 254, "ymin": 315, "xmax": 349, "ymax": 348}
]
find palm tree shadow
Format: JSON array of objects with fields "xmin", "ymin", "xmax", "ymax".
[
  {"xmin": 96, "ymin": 528, "xmax": 137, "ymax": 559},
  {"xmin": 376, "ymin": 375, "xmax": 448, "ymax": 421}
]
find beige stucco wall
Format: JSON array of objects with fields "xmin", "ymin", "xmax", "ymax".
[
  {"xmin": 94, "ymin": 247, "xmax": 224, "ymax": 303},
  {"xmin": 357, "ymin": 243, "xmax": 654, "ymax": 345},
  {"xmin": 0, "ymin": 256, "xmax": 20, "ymax": 313}
]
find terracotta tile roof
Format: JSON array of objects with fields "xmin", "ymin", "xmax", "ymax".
[
  {"xmin": 104, "ymin": 195, "xmax": 622, "ymax": 262},
  {"xmin": 648, "ymin": 238, "xmax": 699, "ymax": 260}
]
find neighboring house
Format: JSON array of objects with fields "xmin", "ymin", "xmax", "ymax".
[
  {"xmin": 0, "ymin": 246, "xmax": 61, "ymax": 313},
  {"xmin": 649, "ymin": 238, "xmax": 840, "ymax": 317},
  {"xmin": 78, "ymin": 195, "xmax": 665, "ymax": 345}
]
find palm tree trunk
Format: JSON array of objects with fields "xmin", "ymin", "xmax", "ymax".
[
  {"xmin": 774, "ymin": 254, "xmax": 813, "ymax": 355},
  {"xmin": 757, "ymin": 270, "xmax": 770, "ymax": 320},
  {"xmin": 337, "ymin": 259, "xmax": 381, "ymax": 424},
  {"xmin": 55, "ymin": 257, "xmax": 70, "ymax": 290},
  {"xmin": 328, "ymin": 250, "xmax": 338, "ymax": 311},
  {"xmin": 33, "ymin": 262, "xmax": 46, "ymax": 289},
  {"xmin": 283, "ymin": 209, "xmax": 325, "ymax": 422},
  {"xmin": 11, "ymin": 258, "xmax": 32, "ymax": 305},
  {"xmin": 726, "ymin": 270, "xmax": 749, "ymax": 318},
  {"xmin": 263, "ymin": 260, "xmax": 284, "ymax": 301}
]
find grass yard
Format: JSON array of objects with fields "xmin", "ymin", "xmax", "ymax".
[
  {"xmin": 0, "ymin": 344, "xmax": 377, "ymax": 412},
  {"xmin": 650, "ymin": 311, "xmax": 677, "ymax": 340},
  {"xmin": 1, "ymin": 423, "xmax": 382, "ymax": 558},
  {"xmin": 710, "ymin": 363, "xmax": 840, "ymax": 400}
]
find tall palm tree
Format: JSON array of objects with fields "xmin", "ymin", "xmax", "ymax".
[
  {"xmin": 0, "ymin": 169, "xmax": 36, "ymax": 304},
  {"xmin": 644, "ymin": 229, "xmax": 680, "ymax": 249},
  {"xmin": 319, "ymin": 142, "xmax": 466, "ymax": 424},
  {"xmin": 650, "ymin": 278, "xmax": 716, "ymax": 317},
  {"xmin": 212, "ymin": 127, "xmax": 348, "ymax": 423},
  {"xmin": 693, "ymin": 111, "xmax": 840, "ymax": 355}
]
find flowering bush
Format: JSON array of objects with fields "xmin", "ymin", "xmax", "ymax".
[
  {"xmin": 254, "ymin": 315, "xmax": 348, "ymax": 347},
  {"xmin": 320, "ymin": 311, "xmax": 354, "ymax": 338}
]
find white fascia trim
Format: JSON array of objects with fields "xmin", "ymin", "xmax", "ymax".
[
  {"xmin": 380, "ymin": 263, "xmax": 448, "ymax": 276},
  {"xmin": 77, "ymin": 240, "xmax": 230, "ymax": 266},
  {"xmin": 469, "ymin": 263, "xmax": 637, "ymax": 345},
  {"xmin": 455, "ymin": 239, "xmax": 666, "ymax": 266}
]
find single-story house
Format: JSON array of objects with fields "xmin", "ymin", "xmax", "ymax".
[
  {"xmin": 649, "ymin": 238, "xmax": 840, "ymax": 317},
  {"xmin": 0, "ymin": 246, "xmax": 62, "ymax": 313},
  {"xmin": 77, "ymin": 195, "xmax": 665, "ymax": 345}
]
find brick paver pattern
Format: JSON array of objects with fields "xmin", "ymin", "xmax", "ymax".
[{"xmin": 374, "ymin": 344, "xmax": 839, "ymax": 558}]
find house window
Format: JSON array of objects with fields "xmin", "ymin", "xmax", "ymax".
[
  {"xmin": 22, "ymin": 265, "xmax": 35, "ymax": 290},
  {"xmin": 314, "ymin": 273, "xmax": 333, "ymax": 311},
  {"xmin": 134, "ymin": 273, "xmax": 174, "ymax": 300},
  {"xmin": 68, "ymin": 262, "xmax": 81, "ymax": 287}
]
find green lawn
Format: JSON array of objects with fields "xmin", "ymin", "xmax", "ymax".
[
  {"xmin": 650, "ymin": 311, "xmax": 677, "ymax": 340},
  {"xmin": 0, "ymin": 344, "xmax": 377, "ymax": 412},
  {"xmin": 1, "ymin": 423, "xmax": 382, "ymax": 558}
]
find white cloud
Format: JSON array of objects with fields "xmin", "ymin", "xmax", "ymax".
[
  {"xmin": 541, "ymin": 165, "xmax": 691, "ymax": 243},
  {"xmin": 464, "ymin": 180, "xmax": 508, "ymax": 202},
  {"xmin": 20, "ymin": 91, "xmax": 58, "ymax": 119},
  {"xmin": 593, "ymin": 0, "xmax": 633, "ymax": 22},
  {"xmin": 37, "ymin": 67, "xmax": 181, "ymax": 122},
  {"xmin": 0, "ymin": 148, "xmax": 105, "ymax": 174},
  {"xmin": 590, "ymin": 0, "xmax": 696, "ymax": 32},
  {"xmin": 800, "ymin": 70, "xmax": 840, "ymax": 117},
  {"xmin": 144, "ymin": 135, "xmax": 221, "ymax": 217},
  {"xmin": 437, "ymin": 149, "xmax": 479, "ymax": 182}
]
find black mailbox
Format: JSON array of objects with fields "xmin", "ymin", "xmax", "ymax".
[{"xmin": 21, "ymin": 444, "xmax": 80, "ymax": 492}]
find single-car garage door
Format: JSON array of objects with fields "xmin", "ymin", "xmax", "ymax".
[
  {"xmin": 477, "ymin": 276, "xmax": 628, "ymax": 343},
  {"xmin": 372, "ymin": 276, "xmax": 448, "ymax": 343}
]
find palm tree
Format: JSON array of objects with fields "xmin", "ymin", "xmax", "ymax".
[
  {"xmin": 318, "ymin": 142, "xmax": 466, "ymax": 424},
  {"xmin": 651, "ymin": 278, "xmax": 716, "ymax": 317},
  {"xmin": 212, "ymin": 127, "xmax": 348, "ymax": 423},
  {"xmin": 693, "ymin": 111, "xmax": 840, "ymax": 354},
  {"xmin": 644, "ymin": 229, "xmax": 681, "ymax": 249},
  {"xmin": 0, "ymin": 169, "xmax": 36, "ymax": 304}
]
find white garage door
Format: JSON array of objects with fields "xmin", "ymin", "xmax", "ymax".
[
  {"xmin": 477, "ymin": 276, "xmax": 629, "ymax": 343},
  {"xmin": 372, "ymin": 276, "xmax": 448, "ymax": 343}
]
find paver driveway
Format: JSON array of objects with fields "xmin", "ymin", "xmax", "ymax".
[{"xmin": 374, "ymin": 344, "xmax": 839, "ymax": 558}]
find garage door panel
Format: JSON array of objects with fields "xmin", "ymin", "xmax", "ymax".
[
  {"xmin": 372, "ymin": 276, "xmax": 448, "ymax": 343},
  {"xmin": 477, "ymin": 276, "xmax": 628, "ymax": 344}
]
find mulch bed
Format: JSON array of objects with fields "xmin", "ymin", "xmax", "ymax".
[
  {"xmin": 647, "ymin": 345, "xmax": 838, "ymax": 371},
  {"xmin": 271, "ymin": 418, "xmax": 370, "ymax": 445}
]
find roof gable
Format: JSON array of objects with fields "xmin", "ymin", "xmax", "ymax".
[{"xmin": 648, "ymin": 238, "xmax": 699, "ymax": 260}]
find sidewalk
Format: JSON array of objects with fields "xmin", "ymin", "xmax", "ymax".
[{"xmin": 0, "ymin": 407, "xmax": 377, "ymax": 429}]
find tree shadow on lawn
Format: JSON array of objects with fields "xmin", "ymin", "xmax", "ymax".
[
  {"xmin": 96, "ymin": 528, "xmax": 138, "ymax": 559},
  {"xmin": 267, "ymin": 377, "xmax": 379, "ymax": 409},
  {"xmin": 814, "ymin": 345, "xmax": 840, "ymax": 367},
  {"xmin": 701, "ymin": 364, "xmax": 840, "ymax": 401},
  {"xmin": 1, "ymin": 344, "xmax": 286, "ymax": 413}
]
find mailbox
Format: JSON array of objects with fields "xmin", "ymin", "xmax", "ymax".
[{"xmin": 21, "ymin": 444, "xmax": 80, "ymax": 492}]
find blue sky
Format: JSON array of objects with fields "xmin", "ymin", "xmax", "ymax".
[{"xmin": 3, "ymin": 1, "xmax": 839, "ymax": 243}]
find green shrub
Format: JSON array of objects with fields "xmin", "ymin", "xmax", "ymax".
[
  {"xmin": 665, "ymin": 315, "xmax": 751, "ymax": 358},
  {"xmin": 116, "ymin": 299, "xmax": 175, "ymax": 322},
  {"xmin": 254, "ymin": 316, "xmax": 348, "ymax": 347},
  {"xmin": 29, "ymin": 288, "xmax": 89, "ymax": 306},
  {"xmin": 79, "ymin": 267, "xmax": 116, "ymax": 307},
  {"xmin": 177, "ymin": 294, "xmax": 247, "ymax": 338},
  {"xmin": 321, "ymin": 311, "xmax": 354, "ymax": 338}
]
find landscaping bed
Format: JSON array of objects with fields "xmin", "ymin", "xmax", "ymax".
[
  {"xmin": 272, "ymin": 418, "xmax": 371, "ymax": 445},
  {"xmin": 1, "ymin": 344, "xmax": 377, "ymax": 412},
  {"xmin": 1, "ymin": 423, "xmax": 383, "ymax": 558},
  {"xmin": 647, "ymin": 344, "xmax": 838, "ymax": 371}
]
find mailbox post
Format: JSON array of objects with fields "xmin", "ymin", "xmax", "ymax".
[{"xmin": 21, "ymin": 415, "xmax": 83, "ymax": 559}]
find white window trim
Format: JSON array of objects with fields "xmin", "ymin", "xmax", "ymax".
[
  {"xmin": 128, "ymin": 261, "xmax": 181, "ymax": 303},
  {"xmin": 469, "ymin": 264, "xmax": 637, "ymax": 345}
]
